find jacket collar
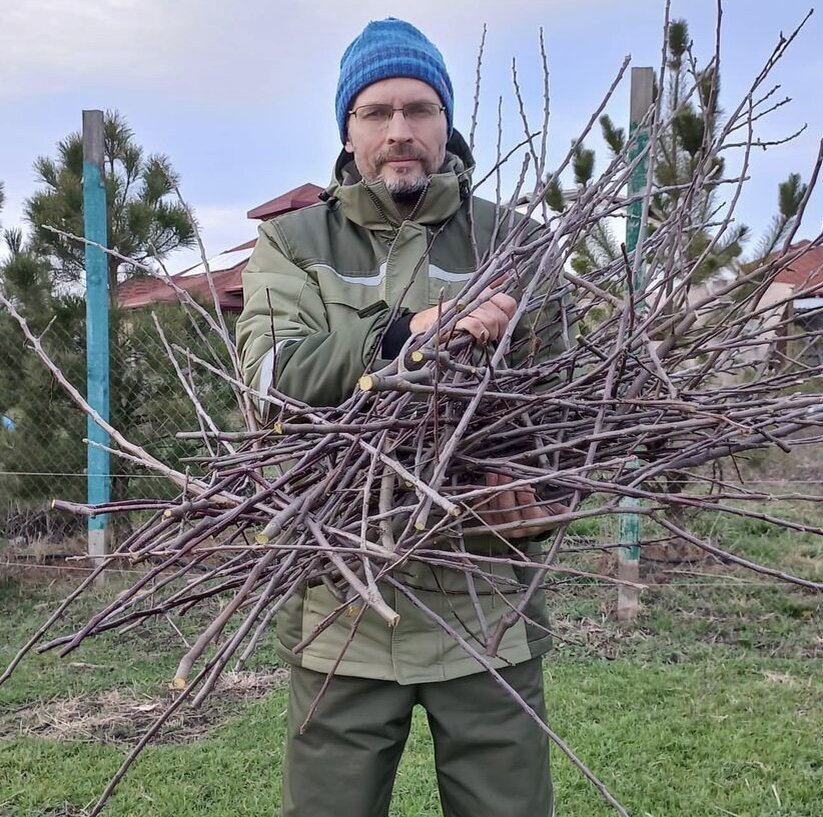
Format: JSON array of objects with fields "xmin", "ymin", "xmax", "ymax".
[{"xmin": 325, "ymin": 130, "xmax": 475, "ymax": 231}]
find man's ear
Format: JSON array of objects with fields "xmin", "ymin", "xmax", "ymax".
[{"xmin": 344, "ymin": 137, "xmax": 354, "ymax": 154}]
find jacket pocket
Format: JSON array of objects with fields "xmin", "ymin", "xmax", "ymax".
[{"xmin": 309, "ymin": 262, "xmax": 387, "ymax": 312}]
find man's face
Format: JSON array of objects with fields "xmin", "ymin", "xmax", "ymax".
[{"xmin": 344, "ymin": 77, "xmax": 448, "ymax": 201}]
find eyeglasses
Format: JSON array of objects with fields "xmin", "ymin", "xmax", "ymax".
[{"xmin": 348, "ymin": 102, "xmax": 445, "ymax": 129}]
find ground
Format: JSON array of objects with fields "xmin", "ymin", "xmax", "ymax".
[{"xmin": 0, "ymin": 486, "xmax": 821, "ymax": 817}]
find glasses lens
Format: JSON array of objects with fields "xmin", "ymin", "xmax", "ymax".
[
  {"xmin": 404, "ymin": 102, "xmax": 440, "ymax": 121},
  {"xmin": 352, "ymin": 103, "xmax": 442, "ymax": 128},
  {"xmin": 356, "ymin": 104, "xmax": 393, "ymax": 124}
]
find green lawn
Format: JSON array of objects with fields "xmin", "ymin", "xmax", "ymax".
[{"xmin": 1, "ymin": 510, "xmax": 821, "ymax": 817}]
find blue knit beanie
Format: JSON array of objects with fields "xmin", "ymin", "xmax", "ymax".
[{"xmin": 335, "ymin": 18, "xmax": 454, "ymax": 143}]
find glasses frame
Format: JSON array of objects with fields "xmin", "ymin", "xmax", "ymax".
[{"xmin": 348, "ymin": 102, "xmax": 446, "ymax": 129}]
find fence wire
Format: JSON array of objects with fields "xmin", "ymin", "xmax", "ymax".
[{"xmin": 0, "ymin": 303, "xmax": 239, "ymax": 544}]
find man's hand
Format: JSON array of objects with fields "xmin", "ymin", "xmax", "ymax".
[
  {"xmin": 480, "ymin": 472, "xmax": 568, "ymax": 539},
  {"xmin": 409, "ymin": 286, "xmax": 517, "ymax": 342}
]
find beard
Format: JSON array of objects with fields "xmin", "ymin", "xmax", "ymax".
[
  {"xmin": 371, "ymin": 146, "xmax": 433, "ymax": 203},
  {"xmin": 384, "ymin": 173, "xmax": 429, "ymax": 202}
]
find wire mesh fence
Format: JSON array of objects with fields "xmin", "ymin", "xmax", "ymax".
[{"xmin": 0, "ymin": 302, "xmax": 239, "ymax": 545}]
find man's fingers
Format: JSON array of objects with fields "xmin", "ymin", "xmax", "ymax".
[
  {"xmin": 515, "ymin": 490, "xmax": 544, "ymax": 520},
  {"xmin": 409, "ymin": 299, "xmax": 457, "ymax": 334},
  {"xmin": 472, "ymin": 472, "xmax": 495, "ymax": 527},
  {"xmin": 505, "ymin": 489, "xmax": 542, "ymax": 538},
  {"xmin": 489, "ymin": 292, "xmax": 517, "ymax": 320},
  {"xmin": 507, "ymin": 496, "xmax": 569, "ymax": 538},
  {"xmin": 481, "ymin": 472, "xmax": 511, "ymax": 528},
  {"xmin": 456, "ymin": 303, "xmax": 510, "ymax": 341},
  {"xmin": 456, "ymin": 311, "xmax": 503, "ymax": 342},
  {"xmin": 493, "ymin": 488, "xmax": 518, "ymax": 518},
  {"xmin": 414, "ymin": 289, "xmax": 518, "ymax": 341},
  {"xmin": 478, "ymin": 475, "xmax": 571, "ymax": 538},
  {"xmin": 455, "ymin": 316, "xmax": 490, "ymax": 342},
  {"xmin": 488, "ymin": 474, "xmax": 521, "ymax": 530}
]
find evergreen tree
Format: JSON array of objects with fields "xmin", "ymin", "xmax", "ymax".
[
  {"xmin": 548, "ymin": 20, "xmax": 804, "ymax": 287},
  {"xmin": 1, "ymin": 120, "xmax": 235, "ymax": 536},
  {"xmin": 24, "ymin": 110, "xmax": 194, "ymax": 296},
  {"xmin": 542, "ymin": 21, "xmax": 808, "ymax": 563},
  {"xmin": 0, "ymin": 223, "xmax": 238, "ymax": 519},
  {"xmin": 0, "ymin": 230, "xmax": 87, "ymax": 506}
]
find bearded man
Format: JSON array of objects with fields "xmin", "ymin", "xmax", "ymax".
[{"xmin": 237, "ymin": 18, "xmax": 558, "ymax": 817}]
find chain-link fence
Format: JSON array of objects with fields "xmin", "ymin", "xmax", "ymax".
[{"xmin": 0, "ymin": 302, "xmax": 239, "ymax": 546}]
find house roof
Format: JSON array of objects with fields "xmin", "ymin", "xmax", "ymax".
[
  {"xmin": 117, "ymin": 183, "xmax": 322, "ymax": 311},
  {"xmin": 246, "ymin": 182, "xmax": 325, "ymax": 220},
  {"xmin": 774, "ymin": 240, "xmax": 823, "ymax": 296},
  {"xmin": 117, "ymin": 264, "xmax": 245, "ymax": 311}
]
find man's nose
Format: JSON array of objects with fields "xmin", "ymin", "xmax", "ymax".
[{"xmin": 385, "ymin": 109, "xmax": 414, "ymax": 141}]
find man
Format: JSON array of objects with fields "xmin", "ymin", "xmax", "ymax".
[{"xmin": 237, "ymin": 18, "xmax": 558, "ymax": 817}]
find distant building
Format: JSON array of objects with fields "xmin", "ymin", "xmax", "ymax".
[
  {"xmin": 753, "ymin": 241, "xmax": 823, "ymax": 369},
  {"xmin": 117, "ymin": 183, "xmax": 324, "ymax": 312},
  {"xmin": 774, "ymin": 239, "xmax": 823, "ymax": 321},
  {"xmin": 778, "ymin": 241, "xmax": 823, "ymax": 368}
]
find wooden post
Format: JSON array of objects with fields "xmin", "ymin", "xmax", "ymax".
[
  {"xmin": 617, "ymin": 68, "xmax": 654, "ymax": 622},
  {"xmin": 82, "ymin": 110, "xmax": 111, "ymax": 569}
]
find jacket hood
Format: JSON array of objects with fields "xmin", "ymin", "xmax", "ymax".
[{"xmin": 325, "ymin": 129, "xmax": 475, "ymax": 230}]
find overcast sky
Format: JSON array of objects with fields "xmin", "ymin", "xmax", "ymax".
[{"xmin": 1, "ymin": 0, "xmax": 820, "ymax": 274}]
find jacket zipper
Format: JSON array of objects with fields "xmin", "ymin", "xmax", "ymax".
[
  {"xmin": 364, "ymin": 181, "xmax": 432, "ymax": 287},
  {"xmin": 363, "ymin": 183, "xmax": 398, "ymax": 231},
  {"xmin": 408, "ymin": 182, "xmax": 430, "ymax": 221},
  {"xmin": 362, "ymin": 180, "xmax": 431, "ymax": 229}
]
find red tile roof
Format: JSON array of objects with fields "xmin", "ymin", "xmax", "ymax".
[
  {"xmin": 117, "ymin": 265, "xmax": 245, "ymax": 311},
  {"xmin": 246, "ymin": 183, "xmax": 325, "ymax": 220},
  {"xmin": 117, "ymin": 183, "xmax": 322, "ymax": 311},
  {"xmin": 774, "ymin": 240, "xmax": 823, "ymax": 295}
]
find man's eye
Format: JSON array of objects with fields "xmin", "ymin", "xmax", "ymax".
[
  {"xmin": 405, "ymin": 103, "xmax": 431, "ymax": 118},
  {"xmin": 362, "ymin": 107, "xmax": 389, "ymax": 121}
]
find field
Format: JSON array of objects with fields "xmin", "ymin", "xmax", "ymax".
[{"xmin": 1, "ymin": 496, "xmax": 821, "ymax": 817}]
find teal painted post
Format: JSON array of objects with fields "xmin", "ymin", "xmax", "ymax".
[
  {"xmin": 625, "ymin": 69, "xmax": 654, "ymax": 295},
  {"xmin": 617, "ymin": 68, "xmax": 654, "ymax": 621},
  {"xmin": 82, "ymin": 110, "xmax": 111, "ymax": 563}
]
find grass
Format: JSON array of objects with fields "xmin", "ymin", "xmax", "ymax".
[{"xmin": 0, "ymin": 505, "xmax": 821, "ymax": 817}]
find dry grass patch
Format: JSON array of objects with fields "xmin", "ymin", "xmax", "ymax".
[{"xmin": 0, "ymin": 669, "xmax": 287, "ymax": 746}]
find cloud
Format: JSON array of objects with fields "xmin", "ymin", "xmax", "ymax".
[
  {"xmin": 165, "ymin": 202, "xmax": 257, "ymax": 275},
  {"xmin": 3, "ymin": 1, "xmax": 819, "ymax": 249},
  {"xmin": 0, "ymin": 0, "xmax": 602, "ymax": 103},
  {"xmin": 0, "ymin": 1, "xmax": 187, "ymax": 98}
]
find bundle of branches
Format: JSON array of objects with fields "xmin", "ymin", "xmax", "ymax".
[{"xmin": 2, "ymin": 8, "xmax": 822, "ymax": 816}]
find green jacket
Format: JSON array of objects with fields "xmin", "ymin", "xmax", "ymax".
[{"xmin": 236, "ymin": 132, "xmax": 555, "ymax": 683}]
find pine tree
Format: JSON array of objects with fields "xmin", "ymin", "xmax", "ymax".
[
  {"xmin": 1, "ymin": 120, "xmax": 234, "ymax": 535},
  {"xmin": 543, "ymin": 20, "xmax": 809, "ymax": 564},
  {"xmin": 548, "ymin": 20, "xmax": 804, "ymax": 288},
  {"xmin": 0, "ymin": 223, "xmax": 238, "ymax": 522},
  {"xmin": 24, "ymin": 110, "xmax": 194, "ymax": 296},
  {"xmin": 0, "ymin": 230, "xmax": 87, "ymax": 506}
]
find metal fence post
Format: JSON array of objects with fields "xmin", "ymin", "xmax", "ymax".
[
  {"xmin": 82, "ymin": 110, "xmax": 111, "ymax": 567},
  {"xmin": 617, "ymin": 68, "xmax": 654, "ymax": 621}
]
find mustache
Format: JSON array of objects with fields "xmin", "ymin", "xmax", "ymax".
[{"xmin": 375, "ymin": 147, "xmax": 426, "ymax": 166}]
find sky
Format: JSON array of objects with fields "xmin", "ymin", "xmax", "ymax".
[{"xmin": 1, "ymin": 0, "xmax": 821, "ymax": 274}]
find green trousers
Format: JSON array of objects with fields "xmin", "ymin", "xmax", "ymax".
[{"xmin": 280, "ymin": 657, "xmax": 553, "ymax": 817}]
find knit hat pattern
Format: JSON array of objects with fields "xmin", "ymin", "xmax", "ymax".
[{"xmin": 335, "ymin": 18, "xmax": 454, "ymax": 142}]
